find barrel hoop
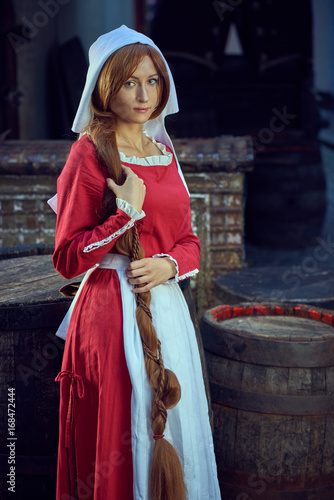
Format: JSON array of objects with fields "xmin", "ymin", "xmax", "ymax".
[
  {"xmin": 210, "ymin": 382, "xmax": 334, "ymax": 415},
  {"xmin": 202, "ymin": 302, "xmax": 334, "ymax": 367},
  {"xmin": 203, "ymin": 326, "xmax": 334, "ymax": 367},
  {"xmin": 0, "ymin": 302, "xmax": 70, "ymax": 330}
]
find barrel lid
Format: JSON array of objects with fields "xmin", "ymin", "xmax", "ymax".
[
  {"xmin": 0, "ymin": 255, "xmax": 84, "ymax": 330},
  {"xmin": 202, "ymin": 303, "xmax": 334, "ymax": 367},
  {"xmin": 215, "ymin": 267, "xmax": 334, "ymax": 307},
  {"xmin": 0, "ymin": 255, "xmax": 75, "ymax": 307},
  {"xmin": 221, "ymin": 315, "xmax": 334, "ymax": 341}
]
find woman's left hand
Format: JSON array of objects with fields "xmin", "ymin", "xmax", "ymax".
[{"xmin": 126, "ymin": 257, "xmax": 176, "ymax": 293}]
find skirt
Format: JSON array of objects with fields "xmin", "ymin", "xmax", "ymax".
[{"xmin": 56, "ymin": 254, "xmax": 221, "ymax": 500}]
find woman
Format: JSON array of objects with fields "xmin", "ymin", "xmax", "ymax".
[{"xmin": 50, "ymin": 25, "xmax": 220, "ymax": 500}]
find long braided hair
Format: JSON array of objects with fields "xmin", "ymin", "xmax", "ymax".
[{"xmin": 87, "ymin": 43, "xmax": 186, "ymax": 500}]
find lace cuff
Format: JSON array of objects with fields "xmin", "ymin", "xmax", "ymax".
[
  {"xmin": 83, "ymin": 204, "xmax": 145, "ymax": 253},
  {"xmin": 116, "ymin": 198, "xmax": 145, "ymax": 220},
  {"xmin": 152, "ymin": 253, "xmax": 199, "ymax": 284}
]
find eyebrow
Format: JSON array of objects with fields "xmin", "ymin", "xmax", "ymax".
[{"xmin": 128, "ymin": 74, "xmax": 159, "ymax": 80}]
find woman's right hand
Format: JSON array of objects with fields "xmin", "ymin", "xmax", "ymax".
[{"xmin": 106, "ymin": 166, "xmax": 146, "ymax": 213}]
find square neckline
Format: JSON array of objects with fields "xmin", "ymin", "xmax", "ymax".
[{"xmin": 119, "ymin": 132, "xmax": 173, "ymax": 166}]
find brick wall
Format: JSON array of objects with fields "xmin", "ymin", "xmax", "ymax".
[
  {"xmin": 0, "ymin": 140, "xmax": 70, "ymax": 248},
  {"xmin": 0, "ymin": 174, "xmax": 57, "ymax": 247},
  {"xmin": 187, "ymin": 171, "xmax": 245, "ymax": 313}
]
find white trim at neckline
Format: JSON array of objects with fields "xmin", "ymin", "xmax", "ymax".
[{"xmin": 119, "ymin": 132, "xmax": 173, "ymax": 166}]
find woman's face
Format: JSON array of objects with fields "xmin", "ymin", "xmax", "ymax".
[{"xmin": 110, "ymin": 55, "xmax": 160, "ymax": 126}]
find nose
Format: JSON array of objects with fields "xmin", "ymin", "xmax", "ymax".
[{"xmin": 136, "ymin": 84, "xmax": 149, "ymax": 102}]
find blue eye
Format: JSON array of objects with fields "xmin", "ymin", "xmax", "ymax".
[
  {"xmin": 148, "ymin": 78, "xmax": 159, "ymax": 85},
  {"xmin": 124, "ymin": 81, "xmax": 135, "ymax": 87}
]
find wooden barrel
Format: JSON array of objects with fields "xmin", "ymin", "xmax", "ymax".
[
  {"xmin": 215, "ymin": 267, "xmax": 334, "ymax": 310},
  {"xmin": 0, "ymin": 253, "xmax": 211, "ymax": 498},
  {"xmin": 201, "ymin": 302, "xmax": 334, "ymax": 499},
  {"xmin": 0, "ymin": 254, "xmax": 72, "ymax": 499}
]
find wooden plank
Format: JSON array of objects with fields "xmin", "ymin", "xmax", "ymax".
[
  {"xmin": 280, "ymin": 417, "xmax": 310, "ymax": 490},
  {"xmin": 305, "ymin": 416, "xmax": 327, "ymax": 488},
  {"xmin": 311, "ymin": 368, "xmax": 326, "ymax": 395},
  {"xmin": 224, "ymin": 358, "xmax": 244, "ymax": 390},
  {"xmin": 234, "ymin": 411, "xmax": 261, "ymax": 477},
  {"xmin": 241, "ymin": 363, "xmax": 267, "ymax": 393},
  {"xmin": 321, "ymin": 415, "xmax": 334, "ymax": 477},
  {"xmin": 287, "ymin": 368, "xmax": 312, "ymax": 396},
  {"xmin": 212, "ymin": 404, "xmax": 237, "ymax": 470},
  {"xmin": 258, "ymin": 414, "xmax": 286, "ymax": 490},
  {"xmin": 263, "ymin": 366, "xmax": 288, "ymax": 396},
  {"xmin": 326, "ymin": 367, "xmax": 334, "ymax": 394},
  {"xmin": 204, "ymin": 351, "xmax": 228, "ymax": 385}
]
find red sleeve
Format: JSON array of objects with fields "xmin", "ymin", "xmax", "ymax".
[
  {"xmin": 154, "ymin": 206, "xmax": 201, "ymax": 282},
  {"xmin": 53, "ymin": 137, "xmax": 144, "ymax": 279}
]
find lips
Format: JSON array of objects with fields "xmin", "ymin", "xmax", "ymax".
[{"xmin": 134, "ymin": 107, "xmax": 150, "ymax": 113}]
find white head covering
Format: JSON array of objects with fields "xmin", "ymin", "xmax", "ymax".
[
  {"xmin": 73, "ymin": 25, "xmax": 177, "ymax": 134},
  {"xmin": 72, "ymin": 24, "xmax": 188, "ymax": 192},
  {"xmin": 47, "ymin": 25, "xmax": 188, "ymax": 213}
]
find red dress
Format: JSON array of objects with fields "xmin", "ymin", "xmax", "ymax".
[{"xmin": 53, "ymin": 135, "xmax": 202, "ymax": 499}]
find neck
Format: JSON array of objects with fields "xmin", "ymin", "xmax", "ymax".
[{"xmin": 115, "ymin": 122, "xmax": 147, "ymax": 152}]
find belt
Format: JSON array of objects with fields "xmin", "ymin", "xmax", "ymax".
[{"xmin": 97, "ymin": 253, "xmax": 130, "ymax": 270}]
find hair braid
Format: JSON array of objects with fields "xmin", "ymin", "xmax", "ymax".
[{"xmin": 121, "ymin": 225, "xmax": 186, "ymax": 500}]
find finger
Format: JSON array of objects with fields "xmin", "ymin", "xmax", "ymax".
[
  {"xmin": 127, "ymin": 267, "xmax": 149, "ymax": 279},
  {"xmin": 127, "ymin": 269, "xmax": 145, "ymax": 278},
  {"xmin": 132, "ymin": 282, "xmax": 153, "ymax": 293},
  {"xmin": 128, "ymin": 275, "xmax": 150, "ymax": 285},
  {"xmin": 122, "ymin": 165, "xmax": 135, "ymax": 176},
  {"xmin": 126, "ymin": 260, "xmax": 148, "ymax": 273},
  {"xmin": 106, "ymin": 178, "xmax": 117, "ymax": 190}
]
